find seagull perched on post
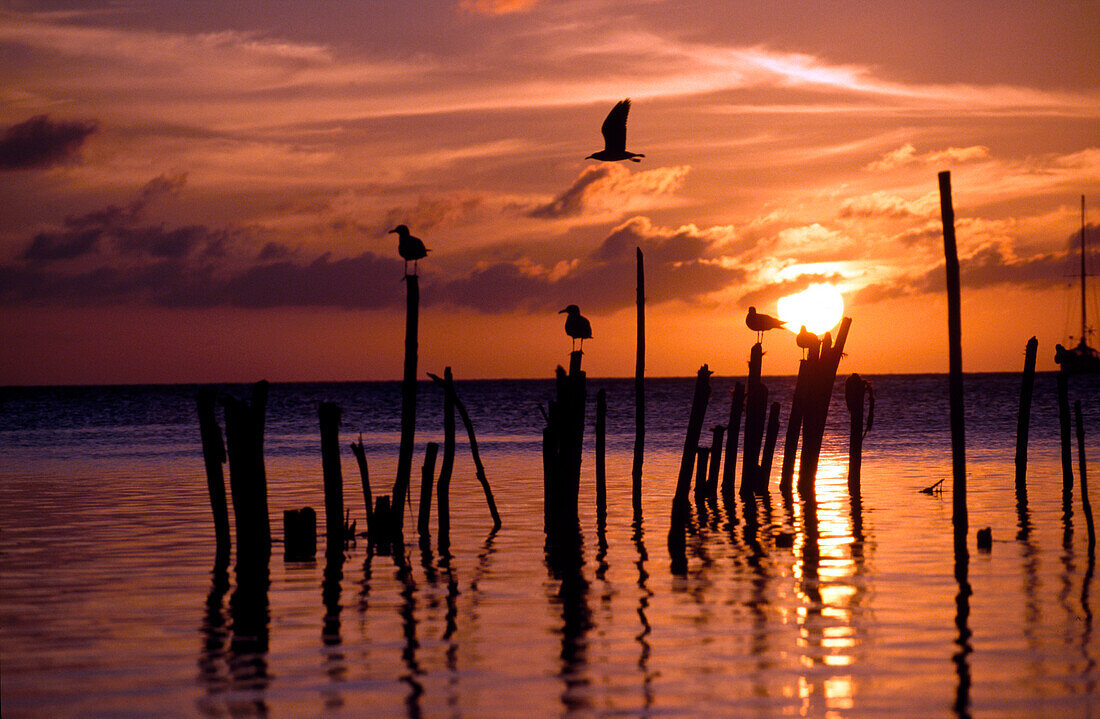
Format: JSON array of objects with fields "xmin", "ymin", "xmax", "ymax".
[
  {"xmin": 388, "ymin": 224, "xmax": 429, "ymax": 276},
  {"xmin": 586, "ymin": 99, "xmax": 645, "ymax": 163},
  {"xmin": 796, "ymin": 325, "xmax": 820, "ymax": 359},
  {"xmin": 560, "ymin": 304, "xmax": 592, "ymax": 352},
  {"xmin": 745, "ymin": 306, "xmax": 787, "ymax": 342}
]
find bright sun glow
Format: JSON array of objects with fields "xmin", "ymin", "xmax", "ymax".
[{"xmin": 776, "ymin": 284, "xmax": 844, "ymax": 336}]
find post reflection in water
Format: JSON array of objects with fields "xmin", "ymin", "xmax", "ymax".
[
  {"xmin": 321, "ymin": 556, "xmax": 346, "ymax": 711},
  {"xmin": 545, "ymin": 527, "xmax": 592, "ymax": 715},
  {"xmin": 632, "ymin": 520, "xmax": 655, "ymax": 714},
  {"xmin": 196, "ymin": 559, "xmax": 272, "ymax": 718},
  {"xmin": 791, "ymin": 457, "xmax": 870, "ymax": 717}
]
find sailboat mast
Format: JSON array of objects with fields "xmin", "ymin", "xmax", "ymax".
[{"xmin": 1081, "ymin": 194, "xmax": 1087, "ymax": 344}]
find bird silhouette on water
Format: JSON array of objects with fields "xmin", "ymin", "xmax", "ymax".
[
  {"xmin": 796, "ymin": 325, "xmax": 820, "ymax": 358},
  {"xmin": 560, "ymin": 305, "xmax": 592, "ymax": 352},
  {"xmin": 389, "ymin": 224, "xmax": 429, "ymax": 276},
  {"xmin": 586, "ymin": 99, "xmax": 645, "ymax": 163},
  {"xmin": 745, "ymin": 306, "xmax": 787, "ymax": 343}
]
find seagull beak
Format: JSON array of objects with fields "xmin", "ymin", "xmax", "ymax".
[
  {"xmin": 559, "ymin": 308, "xmax": 568, "ymax": 314},
  {"xmin": 388, "ymin": 228, "xmax": 397, "ymax": 234}
]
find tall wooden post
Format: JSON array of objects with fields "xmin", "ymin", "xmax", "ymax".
[
  {"xmin": 198, "ymin": 388, "xmax": 231, "ymax": 563},
  {"xmin": 669, "ymin": 365, "xmax": 711, "ymax": 572},
  {"xmin": 1014, "ymin": 337, "xmax": 1038, "ymax": 504},
  {"xmin": 393, "ymin": 273, "xmax": 420, "ymax": 537},
  {"xmin": 741, "ymin": 344, "xmax": 766, "ymax": 498},
  {"xmin": 1074, "ymin": 400, "xmax": 1096, "ymax": 555},
  {"xmin": 437, "ymin": 366, "xmax": 457, "ymax": 553},
  {"xmin": 781, "ymin": 360, "xmax": 809, "ymax": 494},
  {"xmin": 418, "ymin": 442, "xmax": 439, "ymax": 544},
  {"xmin": 721, "ymin": 382, "xmax": 745, "ymax": 499},
  {"xmin": 633, "ymin": 248, "xmax": 646, "ymax": 521},
  {"xmin": 706, "ymin": 424, "xmax": 725, "ymax": 498},
  {"xmin": 760, "ymin": 401, "xmax": 781, "ymax": 487},
  {"xmin": 319, "ymin": 401, "xmax": 344, "ymax": 558},
  {"xmin": 939, "ymin": 170, "xmax": 968, "ymax": 556},
  {"xmin": 845, "ymin": 373, "xmax": 866, "ymax": 496},
  {"xmin": 1057, "ymin": 371, "xmax": 1074, "ymax": 520},
  {"xmin": 349, "ymin": 437, "xmax": 372, "ymax": 534},
  {"xmin": 223, "ymin": 381, "xmax": 271, "ymax": 570},
  {"xmin": 596, "ymin": 388, "xmax": 607, "ymax": 526}
]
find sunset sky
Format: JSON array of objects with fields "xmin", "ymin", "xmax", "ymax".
[{"xmin": 1, "ymin": 0, "xmax": 1097, "ymax": 385}]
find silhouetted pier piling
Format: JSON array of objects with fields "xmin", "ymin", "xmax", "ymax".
[
  {"xmin": 1076, "ymin": 400, "xmax": 1095, "ymax": 554},
  {"xmin": 669, "ymin": 364, "xmax": 711, "ymax": 573},
  {"xmin": 222, "ymin": 380, "xmax": 271, "ymax": 569},
  {"xmin": 721, "ymin": 382, "xmax": 745, "ymax": 500},
  {"xmin": 318, "ymin": 401, "xmax": 344, "ymax": 558},
  {"xmin": 543, "ymin": 351, "xmax": 588, "ymax": 539},
  {"xmin": 418, "ymin": 442, "xmax": 439, "ymax": 545},
  {"xmin": 633, "ymin": 248, "xmax": 646, "ymax": 521},
  {"xmin": 939, "ymin": 170, "xmax": 968, "ymax": 556},
  {"xmin": 198, "ymin": 388, "xmax": 231, "ymax": 563},
  {"xmin": 1015, "ymin": 337, "xmax": 1038, "ymax": 504},
  {"xmin": 845, "ymin": 373, "xmax": 872, "ymax": 497},
  {"xmin": 393, "ymin": 273, "xmax": 420, "ymax": 540}
]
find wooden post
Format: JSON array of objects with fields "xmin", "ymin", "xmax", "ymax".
[
  {"xmin": 596, "ymin": 388, "xmax": 607, "ymax": 526},
  {"xmin": 437, "ymin": 365, "xmax": 456, "ymax": 553},
  {"xmin": 1057, "ymin": 371, "xmax": 1074, "ymax": 518},
  {"xmin": 283, "ymin": 507, "xmax": 316, "ymax": 561},
  {"xmin": 781, "ymin": 360, "xmax": 809, "ymax": 494},
  {"xmin": 418, "ymin": 442, "xmax": 439, "ymax": 543},
  {"xmin": 741, "ymin": 343, "xmax": 766, "ymax": 498},
  {"xmin": 349, "ymin": 436, "xmax": 372, "ymax": 535},
  {"xmin": 429, "ymin": 368, "xmax": 503, "ymax": 531},
  {"xmin": 222, "ymin": 380, "xmax": 271, "ymax": 569},
  {"xmin": 706, "ymin": 425, "xmax": 725, "ymax": 498},
  {"xmin": 845, "ymin": 373, "xmax": 866, "ymax": 496},
  {"xmin": 939, "ymin": 170, "xmax": 967, "ymax": 556},
  {"xmin": 632, "ymin": 248, "xmax": 646, "ymax": 521},
  {"xmin": 760, "ymin": 401, "xmax": 781, "ymax": 488},
  {"xmin": 393, "ymin": 273, "xmax": 420, "ymax": 538},
  {"xmin": 798, "ymin": 319, "xmax": 852, "ymax": 494},
  {"xmin": 721, "ymin": 382, "xmax": 745, "ymax": 499},
  {"xmin": 1075, "ymin": 400, "xmax": 1095, "ymax": 554},
  {"xmin": 693, "ymin": 446, "xmax": 710, "ymax": 505},
  {"xmin": 668, "ymin": 365, "xmax": 711, "ymax": 572},
  {"xmin": 1015, "ymin": 337, "xmax": 1038, "ymax": 504},
  {"xmin": 197, "ymin": 388, "xmax": 231, "ymax": 562},
  {"xmin": 319, "ymin": 402, "xmax": 344, "ymax": 558}
]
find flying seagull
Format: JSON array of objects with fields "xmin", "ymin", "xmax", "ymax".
[
  {"xmin": 560, "ymin": 304, "xmax": 593, "ymax": 352},
  {"xmin": 586, "ymin": 99, "xmax": 645, "ymax": 163},
  {"xmin": 388, "ymin": 224, "xmax": 429, "ymax": 275},
  {"xmin": 745, "ymin": 306, "xmax": 786, "ymax": 342},
  {"xmin": 796, "ymin": 325, "xmax": 820, "ymax": 359}
]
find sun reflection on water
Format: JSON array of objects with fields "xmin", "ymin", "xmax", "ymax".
[{"xmin": 792, "ymin": 453, "xmax": 869, "ymax": 713}]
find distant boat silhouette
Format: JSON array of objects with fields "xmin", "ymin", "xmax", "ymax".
[
  {"xmin": 745, "ymin": 306, "xmax": 786, "ymax": 342},
  {"xmin": 560, "ymin": 304, "xmax": 592, "ymax": 351},
  {"xmin": 796, "ymin": 325, "xmax": 819, "ymax": 358},
  {"xmin": 389, "ymin": 224, "xmax": 429, "ymax": 276},
  {"xmin": 586, "ymin": 99, "xmax": 644, "ymax": 163},
  {"xmin": 1056, "ymin": 195, "xmax": 1100, "ymax": 374}
]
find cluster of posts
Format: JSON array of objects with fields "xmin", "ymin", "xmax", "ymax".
[{"xmin": 198, "ymin": 273, "xmax": 502, "ymax": 579}]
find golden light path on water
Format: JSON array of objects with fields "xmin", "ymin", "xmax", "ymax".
[{"xmin": 777, "ymin": 284, "xmax": 845, "ymax": 336}]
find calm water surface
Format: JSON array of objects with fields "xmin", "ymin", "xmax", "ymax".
[{"xmin": 1, "ymin": 374, "xmax": 1097, "ymax": 717}]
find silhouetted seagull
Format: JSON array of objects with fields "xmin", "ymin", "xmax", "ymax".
[
  {"xmin": 389, "ymin": 224, "xmax": 429, "ymax": 275},
  {"xmin": 560, "ymin": 304, "xmax": 592, "ymax": 352},
  {"xmin": 586, "ymin": 99, "xmax": 645, "ymax": 163},
  {"xmin": 796, "ymin": 325, "xmax": 820, "ymax": 358},
  {"xmin": 745, "ymin": 306, "xmax": 786, "ymax": 342}
]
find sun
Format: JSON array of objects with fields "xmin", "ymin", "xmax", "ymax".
[{"xmin": 776, "ymin": 284, "xmax": 844, "ymax": 336}]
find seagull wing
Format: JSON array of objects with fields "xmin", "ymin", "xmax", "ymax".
[{"xmin": 600, "ymin": 99, "xmax": 630, "ymax": 153}]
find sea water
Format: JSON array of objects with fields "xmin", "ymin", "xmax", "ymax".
[{"xmin": 0, "ymin": 374, "xmax": 1097, "ymax": 718}]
